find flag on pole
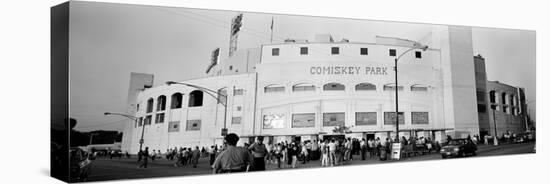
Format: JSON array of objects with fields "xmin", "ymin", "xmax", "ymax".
[
  {"xmin": 270, "ymin": 17, "xmax": 274, "ymax": 30},
  {"xmin": 270, "ymin": 17, "xmax": 274, "ymax": 43}
]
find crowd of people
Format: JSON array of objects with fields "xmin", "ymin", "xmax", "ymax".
[{"xmin": 131, "ymin": 133, "xmax": 470, "ymax": 171}]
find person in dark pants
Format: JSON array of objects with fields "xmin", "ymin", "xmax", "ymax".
[
  {"xmin": 137, "ymin": 149, "xmax": 143, "ymax": 162},
  {"xmin": 209, "ymin": 146, "xmax": 216, "ymax": 166},
  {"xmin": 249, "ymin": 136, "xmax": 268, "ymax": 171},
  {"xmin": 138, "ymin": 147, "xmax": 149, "ymax": 168},
  {"xmin": 360, "ymin": 138, "xmax": 367, "ymax": 160}
]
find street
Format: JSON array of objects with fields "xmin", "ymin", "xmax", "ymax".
[{"xmin": 87, "ymin": 142, "xmax": 535, "ymax": 182}]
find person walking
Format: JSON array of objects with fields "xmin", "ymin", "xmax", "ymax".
[
  {"xmin": 212, "ymin": 133, "xmax": 253, "ymax": 174},
  {"xmin": 344, "ymin": 138, "xmax": 352, "ymax": 161},
  {"xmin": 360, "ymin": 138, "xmax": 366, "ymax": 160},
  {"xmin": 248, "ymin": 136, "xmax": 268, "ymax": 171},
  {"xmin": 192, "ymin": 146, "xmax": 201, "ymax": 168},
  {"xmin": 328, "ymin": 139, "xmax": 336, "ymax": 166},
  {"xmin": 301, "ymin": 142, "xmax": 309, "ymax": 164},
  {"xmin": 138, "ymin": 147, "xmax": 149, "ymax": 168},
  {"xmin": 137, "ymin": 149, "xmax": 143, "ymax": 162},
  {"xmin": 311, "ymin": 140, "xmax": 319, "ymax": 160},
  {"xmin": 209, "ymin": 146, "xmax": 216, "ymax": 166},
  {"xmin": 275, "ymin": 143, "xmax": 283, "ymax": 169},
  {"xmin": 288, "ymin": 143, "xmax": 299, "ymax": 168},
  {"xmin": 320, "ymin": 140, "xmax": 329, "ymax": 167}
]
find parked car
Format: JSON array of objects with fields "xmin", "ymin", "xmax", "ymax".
[
  {"xmin": 440, "ymin": 139, "xmax": 477, "ymax": 159},
  {"xmin": 69, "ymin": 147, "xmax": 93, "ymax": 182}
]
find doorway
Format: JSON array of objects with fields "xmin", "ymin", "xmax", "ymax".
[{"xmin": 366, "ymin": 133, "xmax": 375, "ymax": 140}]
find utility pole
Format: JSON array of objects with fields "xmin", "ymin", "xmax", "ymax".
[{"xmin": 491, "ymin": 105, "xmax": 499, "ymax": 146}]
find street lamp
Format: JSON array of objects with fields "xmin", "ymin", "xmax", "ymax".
[
  {"xmin": 490, "ymin": 105, "xmax": 499, "ymax": 146},
  {"xmin": 387, "ymin": 38, "xmax": 428, "ymax": 142},
  {"xmin": 165, "ymin": 81, "xmax": 229, "ymax": 136},
  {"xmin": 104, "ymin": 112, "xmax": 144, "ymax": 151}
]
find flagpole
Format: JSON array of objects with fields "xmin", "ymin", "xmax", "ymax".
[{"xmin": 270, "ymin": 17, "xmax": 274, "ymax": 43}]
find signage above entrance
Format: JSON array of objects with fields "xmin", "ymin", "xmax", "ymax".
[{"xmin": 310, "ymin": 66, "xmax": 389, "ymax": 75}]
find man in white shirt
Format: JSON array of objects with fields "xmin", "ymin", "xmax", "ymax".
[
  {"xmin": 360, "ymin": 138, "xmax": 366, "ymax": 160},
  {"xmin": 328, "ymin": 139, "xmax": 336, "ymax": 166}
]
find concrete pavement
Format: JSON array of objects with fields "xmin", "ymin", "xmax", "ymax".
[{"xmin": 87, "ymin": 142, "xmax": 535, "ymax": 182}]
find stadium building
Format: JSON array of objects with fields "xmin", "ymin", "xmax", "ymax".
[{"xmin": 121, "ymin": 25, "xmax": 527, "ymax": 154}]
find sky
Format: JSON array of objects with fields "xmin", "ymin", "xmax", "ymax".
[{"xmin": 68, "ymin": 1, "xmax": 536, "ymax": 132}]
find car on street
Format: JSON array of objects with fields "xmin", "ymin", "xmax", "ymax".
[
  {"xmin": 440, "ymin": 139, "xmax": 477, "ymax": 159},
  {"xmin": 70, "ymin": 147, "xmax": 93, "ymax": 182}
]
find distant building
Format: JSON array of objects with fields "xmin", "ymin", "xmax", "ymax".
[{"xmin": 120, "ymin": 26, "xmax": 527, "ymax": 154}]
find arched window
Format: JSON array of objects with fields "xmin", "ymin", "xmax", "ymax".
[
  {"xmin": 156, "ymin": 95, "xmax": 166, "ymax": 111},
  {"xmin": 355, "ymin": 83, "xmax": 376, "ymax": 91},
  {"xmin": 171, "ymin": 93, "xmax": 183, "ymax": 109},
  {"xmin": 501, "ymin": 92, "xmax": 507, "ymax": 104},
  {"xmin": 188, "ymin": 90, "xmax": 204, "ymax": 107},
  {"xmin": 293, "ymin": 83, "xmax": 315, "ymax": 92},
  {"xmin": 489, "ymin": 91, "xmax": 496, "ymax": 103},
  {"xmin": 383, "ymin": 83, "xmax": 403, "ymax": 91},
  {"xmin": 264, "ymin": 84, "xmax": 285, "ymax": 93},
  {"xmin": 146, "ymin": 98, "xmax": 154, "ymax": 113},
  {"xmin": 410, "ymin": 84, "xmax": 428, "ymax": 92},
  {"xmin": 323, "ymin": 83, "xmax": 345, "ymax": 91}
]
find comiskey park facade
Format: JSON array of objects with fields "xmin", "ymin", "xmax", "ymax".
[{"xmin": 121, "ymin": 25, "xmax": 527, "ymax": 154}]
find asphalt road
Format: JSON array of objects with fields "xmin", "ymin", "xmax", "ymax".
[{"xmin": 86, "ymin": 142, "xmax": 535, "ymax": 182}]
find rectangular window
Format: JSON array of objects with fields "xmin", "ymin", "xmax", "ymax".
[
  {"xmin": 360, "ymin": 48, "xmax": 368, "ymax": 55},
  {"xmin": 476, "ymin": 91, "xmax": 486, "ymax": 102},
  {"xmin": 331, "ymin": 47, "xmax": 339, "ymax": 55},
  {"xmin": 272, "ymin": 48, "xmax": 279, "ymax": 56},
  {"xmin": 384, "ymin": 112, "xmax": 404, "ymax": 125},
  {"xmin": 234, "ymin": 89, "xmax": 244, "ymax": 96},
  {"xmin": 186, "ymin": 119, "xmax": 201, "ymax": 131},
  {"xmin": 232, "ymin": 117, "xmax": 242, "ymax": 125},
  {"xmin": 415, "ymin": 51, "xmax": 422, "ymax": 58},
  {"xmin": 265, "ymin": 86, "xmax": 285, "ymax": 93},
  {"xmin": 503, "ymin": 106, "xmax": 508, "ymax": 113},
  {"xmin": 155, "ymin": 113, "xmax": 165, "ymax": 123},
  {"xmin": 355, "ymin": 112, "xmax": 377, "ymax": 126},
  {"xmin": 293, "ymin": 85, "xmax": 315, "ymax": 92},
  {"xmin": 144, "ymin": 115, "xmax": 152, "ymax": 125},
  {"xmin": 136, "ymin": 103, "xmax": 140, "ymax": 112},
  {"xmin": 168, "ymin": 121, "xmax": 180, "ymax": 132},
  {"xmin": 411, "ymin": 112, "xmax": 429, "ymax": 124},
  {"xmin": 389, "ymin": 49, "xmax": 396, "ymax": 56},
  {"xmin": 263, "ymin": 114, "xmax": 285, "ymax": 129},
  {"xmin": 300, "ymin": 47, "xmax": 308, "ymax": 55},
  {"xmin": 323, "ymin": 113, "xmax": 345, "ymax": 126},
  {"xmin": 292, "ymin": 113, "xmax": 315, "ymax": 128},
  {"xmin": 410, "ymin": 86, "xmax": 428, "ymax": 91},
  {"xmin": 477, "ymin": 104, "xmax": 487, "ymax": 113},
  {"xmin": 236, "ymin": 106, "xmax": 242, "ymax": 111},
  {"xmin": 383, "ymin": 85, "xmax": 403, "ymax": 91}
]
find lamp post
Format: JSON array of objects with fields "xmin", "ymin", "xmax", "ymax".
[
  {"xmin": 490, "ymin": 105, "xmax": 499, "ymax": 146},
  {"xmin": 391, "ymin": 40, "xmax": 429, "ymax": 141},
  {"xmin": 165, "ymin": 81, "xmax": 229, "ymax": 136},
  {"xmin": 104, "ymin": 112, "xmax": 143, "ymax": 151}
]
